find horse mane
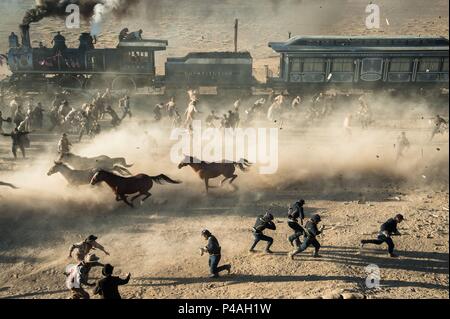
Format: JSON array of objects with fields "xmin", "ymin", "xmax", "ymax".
[
  {"xmin": 97, "ymin": 169, "xmax": 123, "ymax": 178},
  {"xmin": 185, "ymin": 155, "xmax": 209, "ymax": 165}
]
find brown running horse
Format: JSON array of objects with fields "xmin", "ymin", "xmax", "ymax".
[
  {"xmin": 90, "ymin": 170, "xmax": 181, "ymax": 208},
  {"xmin": 178, "ymin": 155, "xmax": 252, "ymax": 193}
]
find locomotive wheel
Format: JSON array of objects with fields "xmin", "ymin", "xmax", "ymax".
[
  {"xmin": 111, "ymin": 76, "xmax": 137, "ymax": 92},
  {"xmin": 57, "ymin": 75, "xmax": 84, "ymax": 89},
  {"xmin": 84, "ymin": 76, "xmax": 110, "ymax": 90}
]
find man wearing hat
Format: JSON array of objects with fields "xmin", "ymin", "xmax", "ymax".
[
  {"xmin": 94, "ymin": 264, "xmax": 131, "ymax": 299},
  {"xmin": 361, "ymin": 214, "xmax": 405, "ymax": 257},
  {"xmin": 68, "ymin": 235, "xmax": 110, "ymax": 262},
  {"xmin": 58, "ymin": 133, "xmax": 72, "ymax": 155},
  {"xmin": 65, "ymin": 261, "xmax": 90, "ymax": 299},
  {"xmin": 287, "ymin": 199, "xmax": 306, "ymax": 248},
  {"xmin": 249, "ymin": 212, "xmax": 277, "ymax": 254},
  {"xmin": 200, "ymin": 229, "xmax": 231, "ymax": 278},
  {"xmin": 289, "ymin": 214, "xmax": 323, "ymax": 259}
]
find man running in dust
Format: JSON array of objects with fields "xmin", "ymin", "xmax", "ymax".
[
  {"xmin": 58, "ymin": 133, "xmax": 72, "ymax": 155},
  {"xmin": 287, "ymin": 199, "xmax": 306, "ymax": 248},
  {"xmin": 429, "ymin": 114, "xmax": 448, "ymax": 142},
  {"xmin": 154, "ymin": 103, "xmax": 164, "ymax": 122},
  {"xmin": 65, "ymin": 254, "xmax": 104, "ymax": 299},
  {"xmin": 184, "ymin": 100, "xmax": 199, "ymax": 130},
  {"xmin": 206, "ymin": 110, "xmax": 220, "ymax": 128},
  {"xmin": 13, "ymin": 105, "xmax": 25, "ymax": 128},
  {"xmin": 105, "ymin": 105, "xmax": 121, "ymax": 127},
  {"xmin": 289, "ymin": 214, "xmax": 324, "ymax": 259},
  {"xmin": 79, "ymin": 254, "xmax": 104, "ymax": 287},
  {"xmin": 343, "ymin": 114, "xmax": 353, "ymax": 138},
  {"xmin": 9, "ymin": 96, "xmax": 22, "ymax": 118},
  {"xmin": 249, "ymin": 212, "xmax": 276, "ymax": 254},
  {"xmin": 119, "ymin": 95, "xmax": 132, "ymax": 119},
  {"xmin": 68, "ymin": 235, "xmax": 110, "ymax": 262},
  {"xmin": 33, "ymin": 102, "xmax": 44, "ymax": 129},
  {"xmin": 233, "ymin": 98, "xmax": 241, "ymax": 113},
  {"xmin": 187, "ymin": 89, "xmax": 198, "ymax": 103},
  {"xmin": 291, "ymin": 96, "xmax": 302, "ymax": 110},
  {"xmin": 361, "ymin": 214, "xmax": 404, "ymax": 258},
  {"xmin": 94, "ymin": 264, "xmax": 131, "ymax": 299},
  {"xmin": 2, "ymin": 128, "xmax": 30, "ymax": 159},
  {"xmin": 200, "ymin": 229, "xmax": 232, "ymax": 278},
  {"xmin": 166, "ymin": 97, "xmax": 176, "ymax": 119},
  {"xmin": 65, "ymin": 262, "xmax": 90, "ymax": 299},
  {"xmin": 395, "ymin": 132, "xmax": 410, "ymax": 162}
]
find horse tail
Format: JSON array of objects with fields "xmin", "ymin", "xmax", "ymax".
[
  {"xmin": 235, "ymin": 158, "xmax": 252, "ymax": 172},
  {"xmin": 150, "ymin": 174, "xmax": 182, "ymax": 185}
]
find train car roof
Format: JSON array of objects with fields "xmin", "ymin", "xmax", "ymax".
[
  {"xmin": 269, "ymin": 35, "xmax": 449, "ymax": 53},
  {"xmin": 167, "ymin": 51, "xmax": 252, "ymax": 62},
  {"xmin": 117, "ymin": 39, "xmax": 168, "ymax": 50}
]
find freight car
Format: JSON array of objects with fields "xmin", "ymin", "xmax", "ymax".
[{"xmin": 165, "ymin": 51, "xmax": 254, "ymax": 95}]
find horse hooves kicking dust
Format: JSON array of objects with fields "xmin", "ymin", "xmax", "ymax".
[
  {"xmin": 90, "ymin": 170, "xmax": 181, "ymax": 208},
  {"xmin": 178, "ymin": 155, "xmax": 252, "ymax": 193}
]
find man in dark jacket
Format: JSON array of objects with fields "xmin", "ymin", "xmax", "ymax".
[
  {"xmin": 93, "ymin": 264, "xmax": 131, "ymax": 299},
  {"xmin": 287, "ymin": 199, "xmax": 306, "ymax": 248},
  {"xmin": 289, "ymin": 214, "xmax": 323, "ymax": 259},
  {"xmin": 249, "ymin": 212, "xmax": 276, "ymax": 253},
  {"xmin": 361, "ymin": 214, "xmax": 404, "ymax": 257},
  {"xmin": 200, "ymin": 229, "xmax": 231, "ymax": 278},
  {"xmin": 2, "ymin": 128, "xmax": 30, "ymax": 159},
  {"xmin": 79, "ymin": 254, "xmax": 104, "ymax": 287}
]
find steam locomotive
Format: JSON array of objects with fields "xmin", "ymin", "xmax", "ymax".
[{"xmin": 4, "ymin": 25, "xmax": 449, "ymax": 95}]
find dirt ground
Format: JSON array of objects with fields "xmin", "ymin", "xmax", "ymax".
[
  {"xmin": 0, "ymin": 0, "xmax": 449, "ymax": 300},
  {"xmin": 0, "ymin": 94, "xmax": 448, "ymax": 299}
]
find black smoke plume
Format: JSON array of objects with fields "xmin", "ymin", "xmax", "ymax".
[{"xmin": 22, "ymin": 0, "xmax": 141, "ymax": 26}]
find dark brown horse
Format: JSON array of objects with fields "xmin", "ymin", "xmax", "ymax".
[
  {"xmin": 90, "ymin": 170, "xmax": 181, "ymax": 207},
  {"xmin": 178, "ymin": 155, "xmax": 252, "ymax": 193}
]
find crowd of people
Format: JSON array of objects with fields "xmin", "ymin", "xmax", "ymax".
[
  {"xmin": 0, "ymin": 87, "xmax": 134, "ymax": 159},
  {"xmin": 64, "ymin": 198, "xmax": 406, "ymax": 299}
]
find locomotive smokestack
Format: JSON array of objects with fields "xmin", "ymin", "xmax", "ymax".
[{"xmin": 20, "ymin": 24, "xmax": 31, "ymax": 48}]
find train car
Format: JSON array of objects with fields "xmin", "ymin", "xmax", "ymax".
[
  {"xmin": 267, "ymin": 36, "xmax": 449, "ymax": 94},
  {"xmin": 6, "ymin": 25, "xmax": 168, "ymax": 91},
  {"xmin": 165, "ymin": 51, "xmax": 254, "ymax": 95}
]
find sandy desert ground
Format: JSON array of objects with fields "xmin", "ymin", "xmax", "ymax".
[{"xmin": 0, "ymin": 0, "xmax": 449, "ymax": 299}]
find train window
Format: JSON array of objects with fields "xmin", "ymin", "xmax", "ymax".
[
  {"xmin": 332, "ymin": 58, "xmax": 354, "ymax": 72},
  {"xmin": 303, "ymin": 58, "xmax": 325, "ymax": 72},
  {"xmin": 361, "ymin": 58, "xmax": 383, "ymax": 74},
  {"xmin": 389, "ymin": 58, "xmax": 412, "ymax": 72},
  {"xmin": 419, "ymin": 58, "xmax": 440, "ymax": 72},
  {"xmin": 442, "ymin": 58, "xmax": 449, "ymax": 72},
  {"xmin": 290, "ymin": 58, "xmax": 301, "ymax": 72}
]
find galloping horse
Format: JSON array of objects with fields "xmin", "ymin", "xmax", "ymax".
[
  {"xmin": 90, "ymin": 170, "xmax": 181, "ymax": 208},
  {"xmin": 58, "ymin": 153, "xmax": 133, "ymax": 176},
  {"xmin": 47, "ymin": 161, "xmax": 126, "ymax": 187},
  {"xmin": 178, "ymin": 155, "xmax": 252, "ymax": 193}
]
